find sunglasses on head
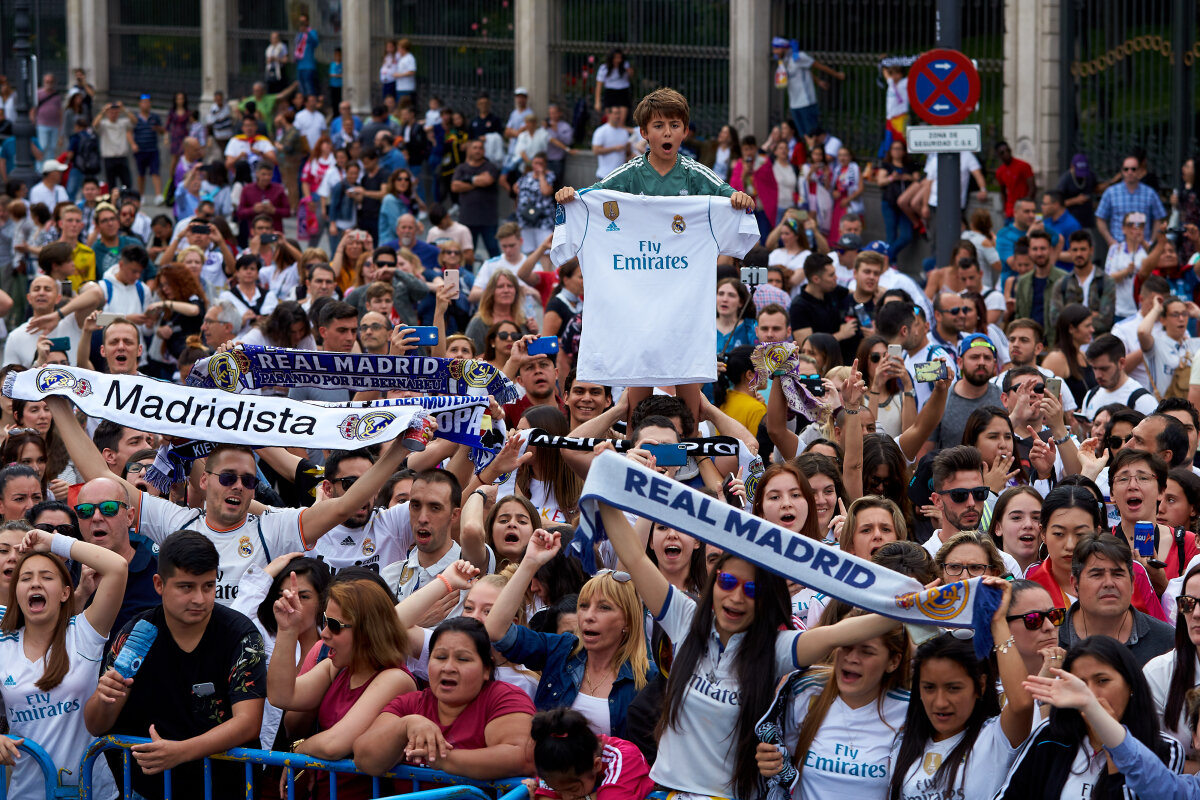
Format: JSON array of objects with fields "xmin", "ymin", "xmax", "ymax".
[
  {"xmin": 1005, "ymin": 607, "xmax": 1066, "ymax": 629},
  {"xmin": 1177, "ymin": 595, "xmax": 1200, "ymax": 614},
  {"xmin": 595, "ymin": 568, "xmax": 632, "ymax": 583},
  {"xmin": 942, "ymin": 486, "xmax": 989, "ymax": 503},
  {"xmin": 35, "ymin": 523, "xmax": 76, "ymax": 536},
  {"xmin": 206, "ymin": 471, "xmax": 259, "ymax": 490},
  {"xmin": 73, "ymin": 500, "xmax": 127, "ymax": 518},
  {"xmin": 715, "ymin": 571, "xmax": 757, "ymax": 598},
  {"xmin": 320, "ymin": 612, "xmax": 353, "ymax": 634}
]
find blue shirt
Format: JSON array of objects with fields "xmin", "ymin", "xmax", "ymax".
[
  {"xmin": 294, "ymin": 29, "xmax": 319, "ymax": 69},
  {"xmin": 328, "ymin": 61, "xmax": 343, "ymax": 87},
  {"xmin": 0, "ymin": 138, "xmax": 13, "ymax": 173},
  {"xmin": 133, "ymin": 112, "xmax": 161, "ymax": 151},
  {"xmin": 1096, "ymin": 181, "xmax": 1167, "ymax": 242}
]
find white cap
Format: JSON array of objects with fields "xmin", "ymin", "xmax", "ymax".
[
  {"xmin": 513, "ymin": 86, "xmax": 529, "ymax": 96},
  {"xmin": 41, "ymin": 160, "xmax": 67, "ymax": 173}
]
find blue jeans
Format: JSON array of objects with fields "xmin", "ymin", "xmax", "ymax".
[
  {"xmin": 65, "ymin": 167, "xmax": 85, "ymax": 200},
  {"xmin": 881, "ymin": 202, "xmax": 913, "ymax": 261},
  {"xmin": 468, "ymin": 224, "xmax": 499, "ymax": 261},
  {"xmin": 298, "ymin": 67, "xmax": 318, "ymax": 98},
  {"xmin": 790, "ymin": 104, "xmax": 820, "ymax": 138},
  {"xmin": 36, "ymin": 125, "xmax": 59, "ymax": 160}
]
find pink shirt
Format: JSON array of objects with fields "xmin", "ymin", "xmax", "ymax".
[{"xmin": 534, "ymin": 736, "xmax": 655, "ymax": 800}]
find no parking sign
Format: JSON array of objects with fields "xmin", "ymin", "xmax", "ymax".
[{"xmin": 907, "ymin": 48, "xmax": 980, "ymax": 125}]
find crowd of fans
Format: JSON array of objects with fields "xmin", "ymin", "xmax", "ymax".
[{"xmin": 3, "ymin": 27, "xmax": 1200, "ymax": 800}]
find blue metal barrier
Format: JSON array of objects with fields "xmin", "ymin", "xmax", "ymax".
[
  {"xmin": 78, "ymin": 735, "xmax": 529, "ymax": 800},
  {"xmin": 0, "ymin": 735, "xmax": 76, "ymax": 800}
]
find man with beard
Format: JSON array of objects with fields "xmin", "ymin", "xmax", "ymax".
[
  {"xmin": 930, "ymin": 334, "xmax": 1002, "ymax": 449},
  {"xmin": 385, "ymin": 213, "xmax": 439, "ymax": 270},
  {"xmin": 1013, "ymin": 230, "xmax": 1067, "ymax": 328},
  {"xmin": 310, "ymin": 449, "xmax": 415, "ymax": 574},
  {"xmin": 925, "ymin": 445, "xmax": 1024, "ymax": 577}
]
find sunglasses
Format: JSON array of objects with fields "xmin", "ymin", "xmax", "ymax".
[
  {"xmin": 943, "ymin": 562, "xmax": 991, "ymax": 578},
  {"xmin": 328, "ymin": 476, "xmax": 359, "ymax": 491},
  {"xmin": 206, "ymin": 471, "xmax": 259, "ymax": 490},
  {"xmin": 941, "ymin": 486, "xmax": 989, "ymax": 503},
  {"xmin": 595, "ymin": 568, "xmax": 632, "ymax": 583},
  {"xmin": 73, "ymin": 500, "xmax": 128, "ymax": 518},
  {"xmin": 1005, "ymin": 608, "xmax": 1066, "ymax": 629},
  {"xmin": 716, "ymin": 571, "xmax": 757, "ymax": 598},
  {"xmin": 35, "ymin": 523, "xmax": 76, "ymax": 536},
  {"xmin": 6, "ymin": 428, "xmax": 38, "ymax": 436},
  {"xmin": 320, "ymin": 612, "xmax": 353, "ymax": 634},
  {"xmin": 869, "ymin": 352, "xmax": 884, "ymax": 363},
  {"xmin": 939, "ymin": 306, "xmax": 968, "ymax": 315},
  {"xmin": 1106, "ymin": 434, "xmax": 1133, "ymax": 450},
  {"xmin": 1177, "ymin": 595, "xmax": 1200, "ymax": 614},
  {"xmin": 495, "ymin": 331, "xmax": 521, "ymax": 341},
  {"xmin": 375, "ymin": 260, "xmax": 397, "ymax": 268}
]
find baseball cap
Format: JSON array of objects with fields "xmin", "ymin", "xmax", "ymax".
[
  {"xmin": 139, "ymin": 93, "xmax": 151, "ymax": 100},
  {"xmin": 864, "ymin": 240, "xmax": 889, "ymax": 254},
  {"xmin": 958, "ymin": 333, "xmax": 996, "ymax": 358},
  {"xmin": 1071, "ymin": 153, "xmax": 1091, "ymax": 179},
  {"xmin": 772, "ymin": 36, "xmax": 790, "ymax": 49},
  {"xmin": 835, "ymin": 233, "xmax": 863, "ymax": 252},
  {"xmin": 513, "ymin": 87, "xmax": 529, "ymax": 96},
  {"xmin": 41, "ymin": 160, "xmax": 67, "ymax": 173}
]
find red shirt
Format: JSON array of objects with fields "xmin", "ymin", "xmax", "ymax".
[
  {"xmin": 382, "ymin": 680, "xmax": 536, "ymax": 751},
  {"xmin": 236, "ymin": 181, "xmax": 291, "ymax": 229},
  {"xmin": 996, "ymin": 158, "xmax": 1034, "ymax": 217}
]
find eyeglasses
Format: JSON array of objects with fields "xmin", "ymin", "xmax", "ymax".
[
  {"xmin": 35, "ymin": 523, "xmax": 76, "ymax": 535},
  {"xmin": 1177, "ymin": 595, "xmax": 1200, "ymax": 614},
  {"xmin": 1124, "ymin": 222, "xmax": 1146, "ymax": 228},
  {"xmin": 320, "ymin": 612, "xmax": 353, "ymax": 634},
  {"xmin": 495, "ymin": 331, "xmax": 521, "ymax": 341},
  {"xmin": 943, "ymin": 562, "xmax": 991, "ymax": 578},
  {"xmin": 1106, "ymin": 434, "xmax": 1133, "ymax": 450},
  {"xmin": 941, "ymin": 486, "xmax": 989, "ymax": 503},
  {"xmin": 716, "ymin": 571, "xmax": 757, "ymax": 598},
  {"xmin": 939, "ymin": 306, "xmax": 968, "ymax": 315},
  {"xmin": 1112, "ymin": 472, "xmax": 1156, "ymax": 487},
  {"xmin": 125, "ymin": 462, "xmax": 149, "ymax": 474},
  {"xmin": 328, "ymin": 476, "xmax": 359, "ymax": 491},
  {"xmin": 396, "ymin": 176, "xmax": 411, "ymax": 182},
  {"xmin": 73, "ymin": 500, "xmax": 128, "ymax": 518},
  {"xmin": 1005, "ymin": 608, "xmax": 1066, "ymax": 629},
  {"xmin": 595, "ymin": 568, "xmax": 632, "ymax": 583},
  {"xmin": 358, "ymin": 323, "xmax": 387, "ymax": 333},
  {"xmin": 1122, "ymin": 166, "xmax": 1139, "ymax": 172},
  {"xmin": 206, "ymin": 471, "xmax": 259, "ymax": 490}
]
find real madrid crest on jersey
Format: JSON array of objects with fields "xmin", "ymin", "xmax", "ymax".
[
  {"xmin": 238, "ymin": 536, "xmax": 253, "ymax": 557},
  {"xmin": 671, "ymin": 214, "xmax": 686, "ymax": 234},
  {"xmin": 604, "ymin": 201, "xmax": 620, "ymax": 232},
  {"xmin": 555, "ymin": 203, "xmax": 566, "ymax": 226},
  {"xmin": 362, "ymin": 538, "xmax": 376, "ymax": 557}
]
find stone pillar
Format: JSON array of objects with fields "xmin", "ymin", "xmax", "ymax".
[
  {"xmin": 69, "ymin": 0, "xmax": 109, "ymax": 97},
  {"xmin": 514, "ymin": 0, "xmax": 552, "ymax": 116},
  {"xmin": 729, "ymin": 0, "xmax": 770, "ymax": 136},
  {"xmin": 343, "ymin": 0, "xmax": 372, "ymax": 115},
  {"xmin": 1003, "ymin": 0, "xmax": 1061, "ymax": 188},
  {"xmin": 200, "ymin": 0, "xmax": 227, "ymax": 106}
]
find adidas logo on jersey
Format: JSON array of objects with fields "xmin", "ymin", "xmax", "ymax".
[
  {"xmin": 3, "ymin": 676, "xmax": 14, "ymax": 686},
  {"xmin": 339, "ymin": 535, "xmax": 356, "ymax": 547}
]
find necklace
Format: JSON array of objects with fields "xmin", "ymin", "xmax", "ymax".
[
  {"xmin": 583, "ymin": 664, "xmax": 614, "ymax": 696},
  {"xmin": 1079, "ymin": 608, "xmax": 1130, "ymax": 641}
]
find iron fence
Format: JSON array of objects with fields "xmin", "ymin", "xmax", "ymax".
[
  {"xmin": 0, "ymin": 0, "xmax": 69, "ymax": 86},
  {"xmin": 227, "ymin": 0, "xmax": 290, "ymax": 100},
  {"xmin": 107, "ymin": 0, "xmax": 201, "ymax": 99},
  {"xmin": 371, "ymin": 0, "xmax": 515, "ymax": 119},
  {"xmin": 770, "ymin": 0, "xmax": 1006, "ymax": 161},
  {"xmin": 1060, "ymin": 0, "xmax": 1197, "ymax": 182},
  {"xmin": 548, "ymin": 0, "xmax": 730, "ymax": 139}
]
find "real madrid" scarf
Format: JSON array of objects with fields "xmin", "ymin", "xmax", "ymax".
[
  {"xmin": 4, "ymin": 366, "xmax": 431, "ymax": 451},
  {"xmin": 186, "ymin": 345, "xmax": 519, "ymax": 404},
  {"xmin": 576, "ymin": 451, "xmax": 1002, "ymax": 656}
]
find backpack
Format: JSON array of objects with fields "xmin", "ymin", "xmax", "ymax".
[
  {"xmin": 74, "ymin": 131, "xmax": 101, "ymax": 175},
  {"xmin": 1081, "ymin": 384, "xmax": 1151, "ymax": 415},
  {"xmin": 102, "ymin": 278, "xmax": 147, "ymax": 307}
]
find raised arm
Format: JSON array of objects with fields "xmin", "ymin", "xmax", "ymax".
[
  {"xmin": 483, "ymin": 529, "xmax": 558, "ymax": 642},
  {"xmin": 394, "ymin": 560, "xmax": 478, "ymax": 652},
  {"xmin": 1138, "ymin": 295, "xmax": 1164, "ymax": 352},
  {"xmin": 793, "ymin": 612, "xmax": 902, "ymax": 667},
  {"xmin": 299, "ymin": 435, "xmax": 411, "ymax": 542},
  {"xmin": 45, "ymin": 395, "xmax": 137, "ymax": 503},
  {"xmin": 21, "ymin": 528, "xmax": 128, "ymax": 637},
  {"xmin": 765, "ymin": 375, "xmax": 800, "ymax": 461},
  {"xmin": 267, "ymin": 572, "xmax": 335, "ymax": 711},
  {"xmin": 989, "ymin": 577, "xmax": 1035, "ymax": 747},
  {"xmin": 896, "ymin": 373, "xmax": 950, "ymax": 461},
  {"xmin": 597, "ymin": 501, "xmax": 670, "ymax": 615}
]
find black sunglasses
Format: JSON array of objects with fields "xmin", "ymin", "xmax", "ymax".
[
  {"xmin": 206, "ymin": 471, "xmax": 259, "ymax": 490},
  {"xmin": 328, "ymin": 476, "xmax": 359, "ymax": 491},
  {"xmin": 320, "ymin": 612, "xmax": 353, "ymax": 634},
  {"xmin": 869, "ymin": 352, "xmax": 883, "ymax": 363},
  {"xmin": 942, "ymin": 486, "xmax": 989, "ymax": 503},
  {"xmin": 1107, "ymin": 434, "xmax": 1133, "ymax": 450},
  {"xmin": 1005, "ymin": 608, "xmax": 1065, "ymax": 630},
  {"xmin": 35, "ymin": 522, "xmax": 76, "ymax": 536},
  {"xmin": 495, "ymin": 331, "xmax": 521, "ymax": 341}
]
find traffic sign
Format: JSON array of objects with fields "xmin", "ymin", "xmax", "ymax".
[
  {"xmin": 908, "ymin": 49, "xmax": 980, "ymax": 125},
  {"xmin": 906, "ymin": 124, "xmax": 981, "ymax": 153}
]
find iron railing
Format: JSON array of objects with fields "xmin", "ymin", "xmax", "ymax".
[
  {"xmin": 0, "ymin": 0, "xmax": 68, "ymax": 87},
  {"xmin": 106, "ymin": 0, "xmax": 201, "ymax": 99}
]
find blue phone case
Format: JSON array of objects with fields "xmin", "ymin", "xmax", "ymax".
[
  {"xmin": 113, "ymin": 619, "xmax": 158, "ymax": 678},
  {"xmin": 645, "ymin": 443, "xmax": 688, "ymax": 466},
  {"xmin": 409, "ymin": 327, "xmax": 439, "ymax": 346},
  {"xmin": 528, "ymin": 337, "xmax": 559, "ymax": 356}
]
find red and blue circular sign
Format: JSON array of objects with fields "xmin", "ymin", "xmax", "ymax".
[{"xmin": 908, "ymin": 49, "xmax": 980, "ymax": 125}]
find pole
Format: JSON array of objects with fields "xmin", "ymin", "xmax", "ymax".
[
  {"xmin": 1059, "ymin": 0, "xmax": 1076, "ymax": 176},
  {"xmin": 10, "ymin": 0, "xmax": 39, "ymax": 188},
  {"xmin": 935, "ymin": 0, "xmax": 962, "ymax": 271}
]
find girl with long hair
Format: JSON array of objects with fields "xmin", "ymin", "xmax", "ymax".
[
  {"xmin": 484, "ymin": 530, "xmax": 655, "ymax": 739},
  {"xmin": 962, "ymin": 405, "xmax": 1028, "ymax": 490},
  {"xmin": 858, "ymin": 334, "xmax": 915, "ymax": 438},
  {"xmin": 593, "ymin": 48, "xmax": 634, "ymax": 114},
  {"xmin": 863, "ymin": 434, "xmax": 914, "ymax": 531},
  {"xmin": 0, "ymin": 526, "xmax": 128, "ymax": 799},
  {"xmin": 1024, "ymin": 486, "xmax": 1105, "ymax": 614},
  {"xmin": 801, "ymin": 332, "xmax": 844, "ymax": 375},
  {"xmin": 1138, "ymin": 294, "xmax": 1199, "ymax": 399},
  {"xmin": 466, "ymin": 269, "xmax": 532, "ymax": 354},
  {"xmin": 11, "ymin": 398, "xmax": 75, "ymax": 488},
  {"xmin": 875, "ymin": 138, "xmax": 921, "ymax": 258},
  {"xmin": 888, "ymin": 585, "xmax": 1036, "ymax": 800},
  {"xmin": 1042, "ymin": 303, "xmax": 1097, "ymax": 407},
  {"xmin": 795, "ymin": 452, "xmax": 849, "ymax": 542},
  {"xmin": 461, "ymin": 493, "xmax": 538, "ymax": 571},
  {"xmin": 987, "ymin": 486, "xmax": 1044, "ymax": 578},
  {"xmin": 1146, "ymin": 563, "xmax": 1200, "ymax": 754},
  {"xmin": 379, "ymin": 168, "xmax": 424, "ymax": 242},
  {"xmin": 1, "ymin": 429, "xmax": 53, "ymax": 498},
  {"xmin": 485, "ymin": 320, "xmax": 524, "ymax": 371},
  {"xmin": 597, "ymin": 499, "xmax": 903, "ymax": 800},
  {"xmin": 146, "ymin": 263, "xmax": 208, "ymax": 378},
  {"xmin": 1004, "ymin": 579, "xmax": 1067, "ymax": 695},
  {"xmin": 242, "ymin": 300, "xmax": 317, "ymax": 350},
  {"xmin": 1161, "ymin": 467, "xmax": 1200, "ymax": 532},
  {"xmin": 332, "ymin": 229, "xmax": 371, "ymax": 293},
  {"xmin": 515, "ymin": 406, "xmax": 582, "ymax": 526},
  {"xmin": 1001, "ymin": 636, "xmax": 1184, "ymax": 798},
  {"xmin": 716, "ymin": 277, "xmax": 757, "ymax": 353}
]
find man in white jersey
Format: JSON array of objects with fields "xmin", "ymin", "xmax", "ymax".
[
  {"xmin": 310, "ymin": 448, "xmax": 414, "ymax": 573},
  {"xmin": 46, "ymin": 395, "xmax": 415, "ymax": 603}
]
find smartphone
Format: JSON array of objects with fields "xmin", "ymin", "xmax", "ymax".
[
  {"xmin": 96, "ymin": 312, "xmax": 122, "ymax": 327},
  {"xmin": 1044, "ymin": 377, "xmax": 1062, "ymax": 398},
  {"xmin": 1133, "ymin": 521, "xmax": 1155, "ymax": 558},
  {"xmin": 48, "ymin": 337, "xmax": 70, "ymax": 352},
  {"xmin": 259, "ymin": 233, "xmax": 279, "ymax": 244},
  {"xmin": 740, "ymin": 266, "xmax": 768, "ymax": 286},
  {"xmin": 57, "ymin": 280, "xmax": 73, "ymax": 298},
  {"xmin": 527, "ymin": 336, "xmax": 559, "ymax": 356},
  {"xmin": 797, "ymin": 210, "xmax": 809, "ymax": 221},
  {"xmin": 443, "ymin": 269, "xmax": 460, "ymax": 300},
  {"xmin": 644, "ymin": 443, "xmax": 688, "ymax": 467},
  {"xmin": 797, "ymin": 373, "xmax": 826, "ymax": 396},
  {"xmin": 407, "ymin": 326, "xmax": 439, "ymax": 346},
  {"xmin": 853, "ymin": 303, "xmax": 872, "ymax": 328},
  {"xmin": 188, "ymin": 222, "xmax": 210, "ymax": 234},
  {"xmin": 914, "ymin": 361, "xmax": 949, "ymax": 382},
  {"xmin": 887, "ymin": 344, "xmax": 903, "ymax": 360}
]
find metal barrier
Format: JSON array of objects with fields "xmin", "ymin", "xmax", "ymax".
[
  {"xmin": 0, "ymin": 735, "xmax": 73, "ymax": 800},
  {"xmin": 76, "ymin": 735, "xmax": 528, "ymax": 800}
]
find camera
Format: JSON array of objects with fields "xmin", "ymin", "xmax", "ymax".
[{"xmin": 1165, "ymin": 227, "xmax": 1186, "ymax": 246}]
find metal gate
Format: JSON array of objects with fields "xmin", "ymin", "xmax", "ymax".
[
  {"xmin": 769, "ymin": 0, "xmax": 1006, "ymax": 160},
  {"xmin": 1059, "ymin": 0, "xmax": 1197, "ymax": 180},
  {"xmin": 107, "ymin": 0, "xmax": 201, "ymax": 99},
  {"xmin": 0, "ymin": 0, "xmax": 67, "ymax": 85}
]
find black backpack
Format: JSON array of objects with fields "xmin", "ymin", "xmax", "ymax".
[{"xmin": 74, "ymin": 131, "xmax": 101, "ymax": 175}]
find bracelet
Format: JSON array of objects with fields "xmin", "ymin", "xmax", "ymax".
[
  {"xmin": 49, "ymin": 532, "xmax": 75, "ymax": 560},
  {"xmin": 471, "ymin": 489, "xmax": 488, "ymax": 502},
  {"xmin": 1054, "ymin": 433, "xmax": 1071, "ymax": 446},
  {"xmin": 842, "ymin": 407, "xmax": 861, "ymax": 415},
  {"xmin": 993, "ymin": 635, "xmax": 1015, "ymax": 655},
  {"xmin": 903, "ymin": 391, "xmax": 917, "ymax": 399},
  {"xmin": 55, "ymin": 307, "xmax": 64, "ymax": 320},
  {"xmin": 436, "ymin": 573, "xmax": 455, "ymax": 594}
]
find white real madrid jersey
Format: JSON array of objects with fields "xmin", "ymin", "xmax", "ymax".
[
  {"xmin": 550, "ymin": 190, "xmax": 760, "ymax": 386},
  {"xmin": 311, "ymin": 503, "xmax": 414, "ymax": 574}
]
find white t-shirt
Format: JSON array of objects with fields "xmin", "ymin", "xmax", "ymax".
[
  {"xmin": 1145, "ymin": 650, "xmax": 1199, "ymax": 753},
  {"xmin": 886, "ymin": 76, "xmax": 910, "ymax": 119},
  {"xmin": 922, "ymin": 530, "xmax": 1024, "ymax": 577},
  {"xmin": 850, "ymin": 267, "xmax": 933, "ymax": 321},
  {"xmin": 962, "ymin": 231, "xmax": 1001, "ymax": 290},
  {"xmin": 473, "ymin": 253, "xmax": 527, "ymax": 290},
  {"xmin": 395, "ymin": 53, "xmax": 417, "ymax": 92},
  {"xmin": 427, "ymin": 221, "xmax": 475, "ymax": 253},
  {"xmin": 1114, "ymin": 314, "xmax": 1156, "ymax": 389},
  {"xmin": 892, "ymin": 715, "xmax": 1018, "ymax": 800},
  {"xmin": 1146, "ymin": 335, "xmax": 1198, "ymax": 394},
  {"xmin": 310, "ymin": 503, "xmax": 414, "ymax": 574},
  {"xmin": 1105, "ymin": 242, "xmax": 1147, "ymax": 320},
  {"xmin": 100, "ymin": 274, "xmax": 151, "ymax": 317},
  {"xmin": 768, "ymin": 247, "xmax": 810, "ymax": 291},
  {"xmin": 784, "ymin": 673, "xmax": 910, "ymax": 799},
  {"xmin": 571, "ymin": 690, "xmax": 612, "ymax": 736},
  {"xmin": 293, "ymin": 108, "xmax": 327, "ymax": 151},
  {"xmin": 2, "ymin": 313, "xmax": 83, "ymax": 367},
  {"xmin": 316, "ymin": 163, "xmax": 345, "ymax": 199},
  {"xmin": 0, "ymin": 615, "xmax": 117, "ymax": 800},
  {"xmin": 592, "ymin": 124, "xmax": 632, "ymax": 179},
  {"xmin": 259, "ymin": 262, "xmax": 300, "ymax": 300},
  {"xmin": 596, "ymin": 63, "xmax": 632, "ymax": 91},
  {"xmin": 29, "ymin": 182, "xmax": 69, "ymax": 211},
  {"xmin": 774, "ymin": 161, "xmax": 798, "ymax": 210},
  {"xmin": 649, "ymin": 586, "xmax": 802, "ymax": 797},
  {"xmin": 224, "ymin": 135, "xmax": 276, "ymax": 169},
  {"xmin": 219, "ymin": 286, "xmax": 279, "ymax": 336},
  {"xmin": 926, "ymin": 151, "xmax": 982, "ymax": 209},
  {"xmin": 551, "ymin": 190, "xmax": 760, "ymax": 386},
  {"xmin": 137, "ymin": 493, "xmax": 307, "ymax": 604},
  {"xmin": 1081, "ymin": 375, "xmax": 1158, "ymax": 419}
]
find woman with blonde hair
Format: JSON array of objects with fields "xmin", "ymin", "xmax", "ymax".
[
  {"xmin": 331, "ymin": 230, "xmax": 371, "ymax": 293},
  {"xmin": 933, "ymin": 529, "xmax": 1009, "ymax": 582},
  {"xmin": 465, "ymin": 268, "xmax": 532, "ymax": 353}
]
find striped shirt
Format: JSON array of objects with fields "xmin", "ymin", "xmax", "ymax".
[{"xmin": 592, "ymin": 152, "xmax": 735, "ymax": 199}]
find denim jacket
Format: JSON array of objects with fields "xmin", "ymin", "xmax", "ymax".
[{"xmin": 494, "ymin": 623, "xmax": 657, "ymax": 738}]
